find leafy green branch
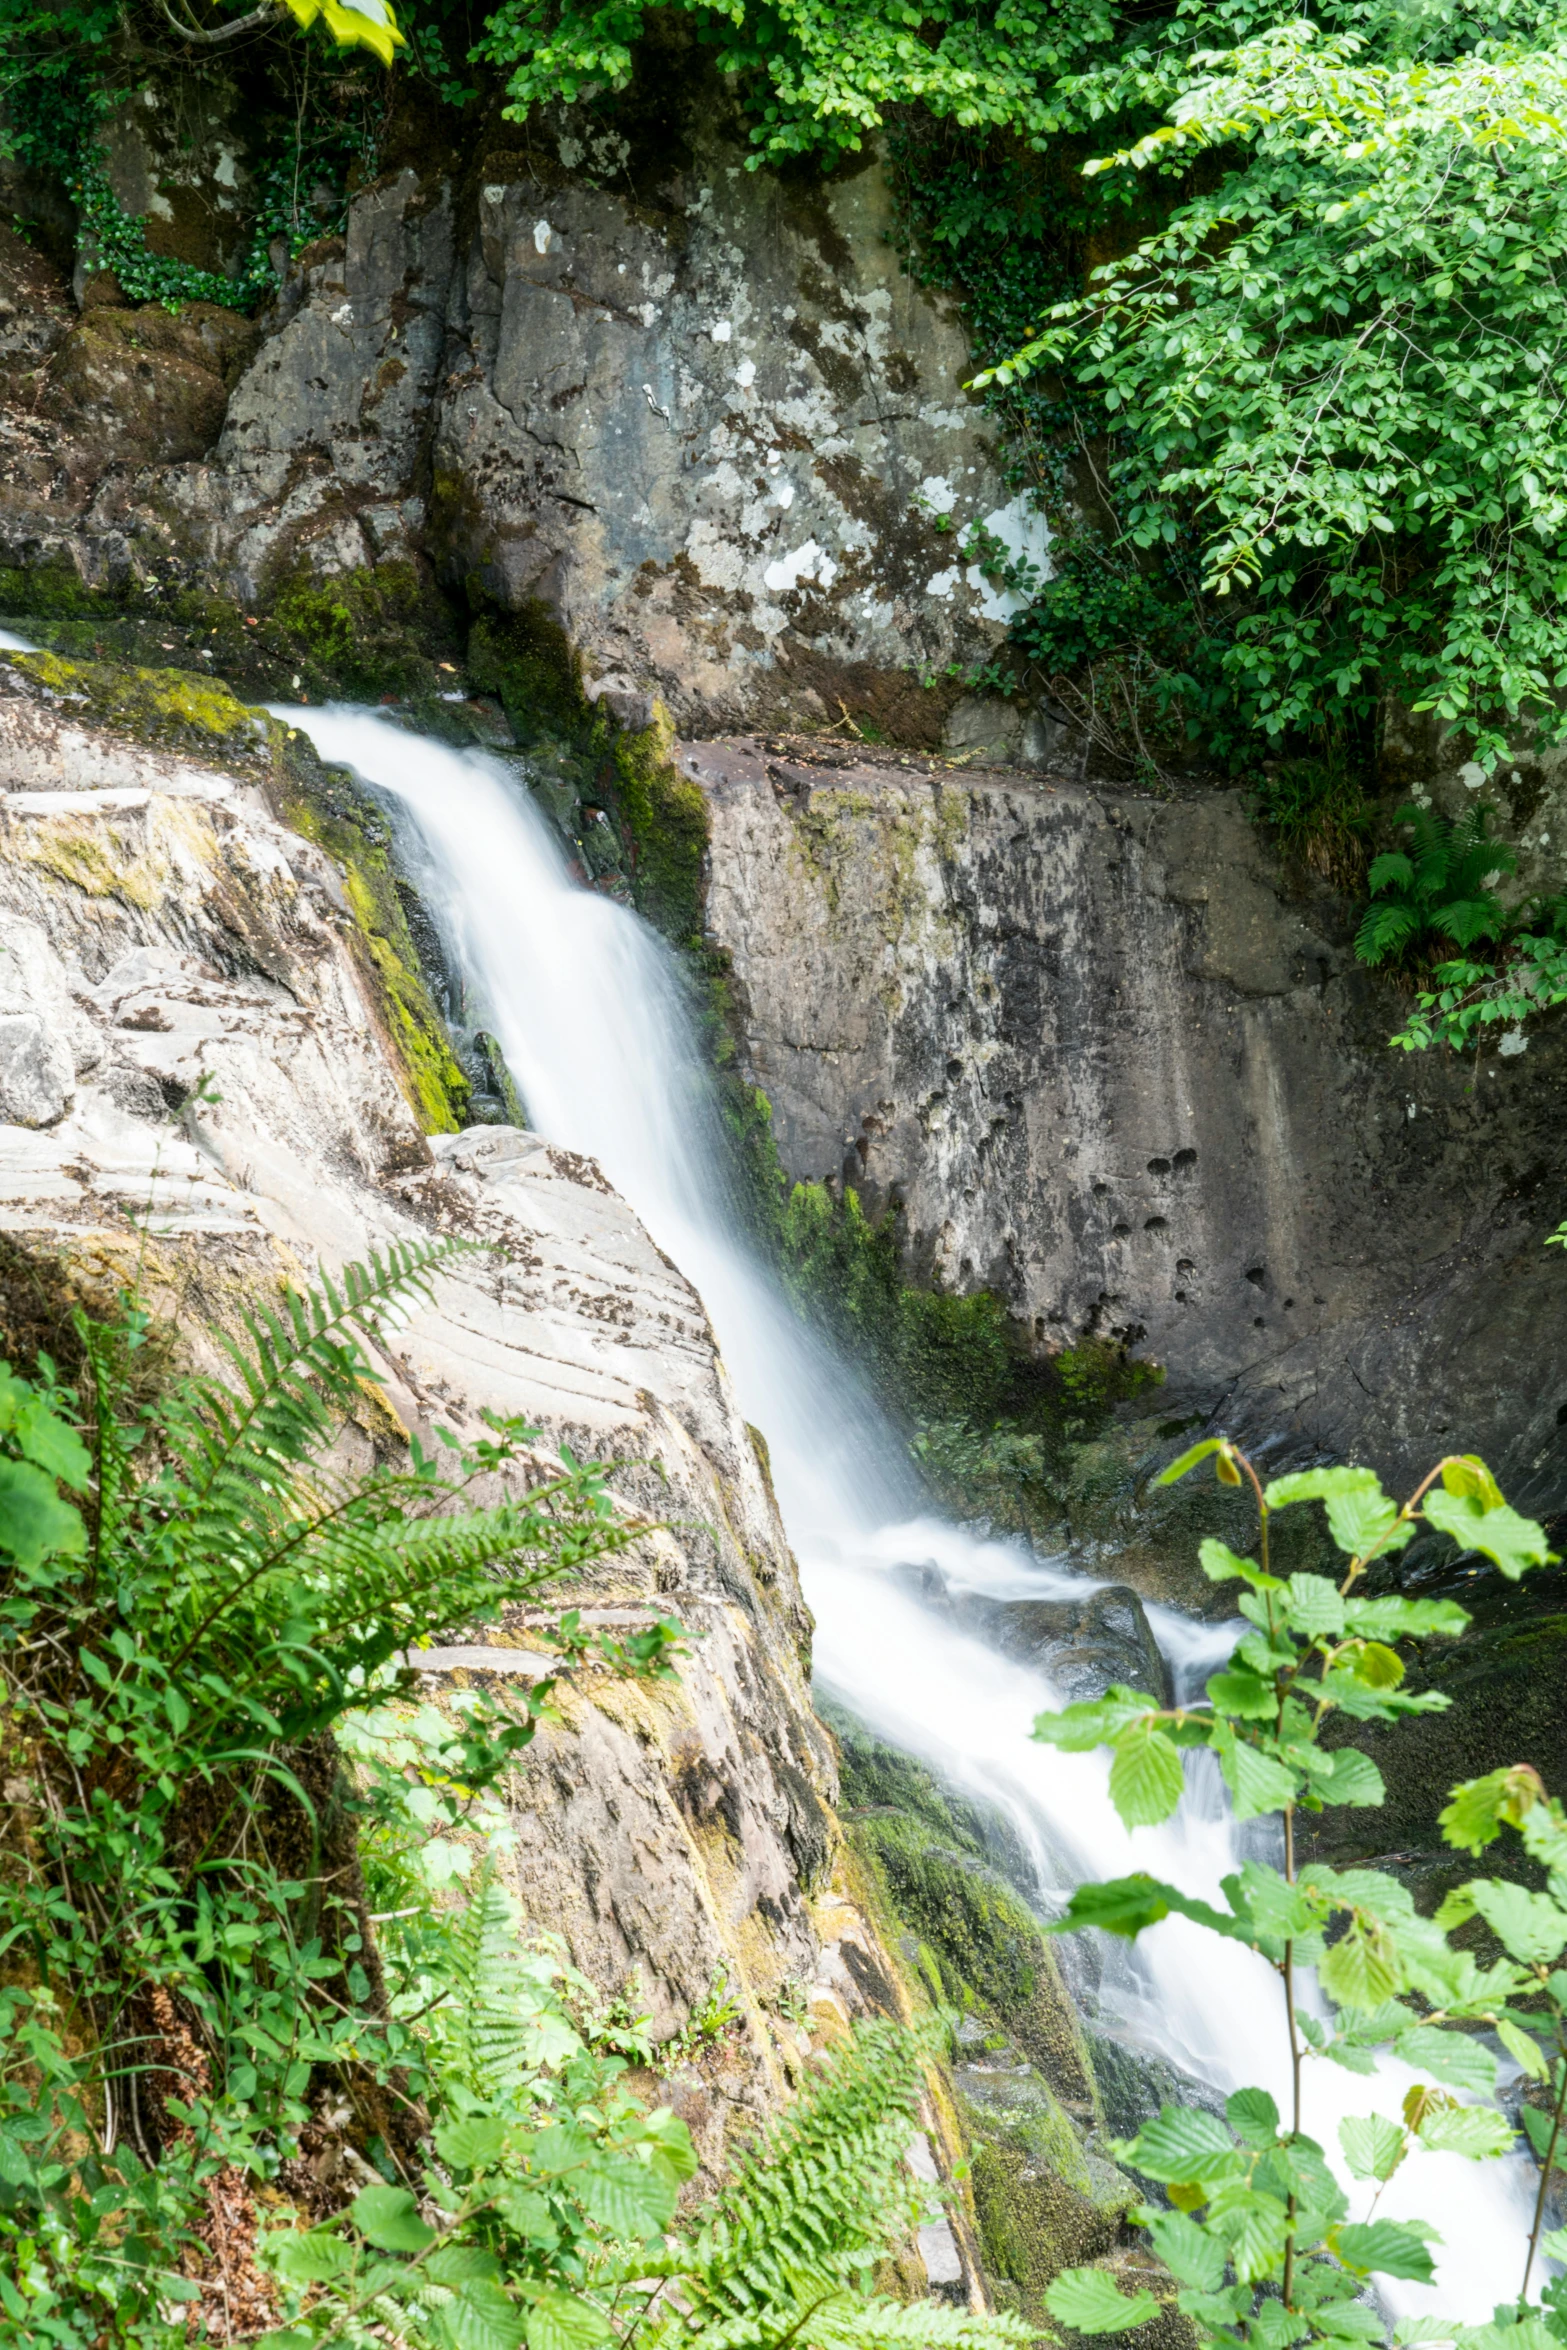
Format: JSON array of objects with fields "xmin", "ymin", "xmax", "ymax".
[{"xmin": 1030, "ymin": 1434, "xmax": 1561, "ymax": 2339}]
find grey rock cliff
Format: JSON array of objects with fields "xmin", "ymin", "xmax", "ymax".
[
  {"xmin": 0, "ymin": 105, "xmax": 1040, "ymax": 751},
  {"xmin": 686, "ymin": 737, "xmax": 1567, "ymax": 1508},
  {"xmin": 0, "ymin": 668, "xmax": 911, "ymax": 2179}
]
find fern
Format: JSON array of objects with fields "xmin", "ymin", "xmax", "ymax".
[
  {"xmin": 648, "ymin": 2022, "xmax": 1029, "ymax": 2350},
  {"xmin": 60, "ymin": 1237, "xmax": 643, "ymax": 1749},
  {"xmin": 423, "ymin": 1861, "xmax": 584, "ymax": 2102},
  {"xmin": 1356, "ymin": 801, "xmax": 1519, "ymax": 968}
]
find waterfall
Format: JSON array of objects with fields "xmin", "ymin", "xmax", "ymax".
[{"xmin": 282, "ymin": 706, "xmax": 1535, "ymax": 2322}]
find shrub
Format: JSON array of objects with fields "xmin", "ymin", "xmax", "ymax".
[{"xmin": 1031, "ymin": 1435, "xmax": 1567, "ymax": 2336}]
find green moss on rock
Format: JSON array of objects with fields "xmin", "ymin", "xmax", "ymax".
[
  {"xmin": 611, "ymin": 700, "xmax": 710, "ymax": 947},
  {"xmin": 965, "ymin": 2075, "xmax": 1136, "ymax": 2316},
  {"xmin": 261, "ymin": 562, "xmax": 463, "ymax": 704},
  {"xmin": 465, "ymin": 602, "xmax": 589, "ymax": 742},
  {"xmin": 853, "ymin": 1813, "xmax": 1094, "ymax": 2102},
  {"xmin": 827, "ymin": 1705, "xmax": 1174, "ymax": 2321},
  {"xmin": 4, "ymin": 646, "xmax": 279, "ymax": 763},
  {"xmin": 0, "ymin": 557, "xmax": 465, "ymax": 712},
  {"xmin": 281, "ymin": 765, "xmax": 471, "ymax": 1135}
]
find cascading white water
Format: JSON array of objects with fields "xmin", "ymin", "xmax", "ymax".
[{"xmin": 284, "ymin": 705, "xmax": 1537, "ymax": 2323}]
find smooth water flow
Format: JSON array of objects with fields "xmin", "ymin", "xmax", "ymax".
[{"xmin": 286, "ymin": 707, "xmax": 1535, "ymax": 2320}]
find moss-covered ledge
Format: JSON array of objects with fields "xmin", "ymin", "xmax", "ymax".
[
  {"xmin": 0, "ymin": 648, "xmax": 470, "ymax": 1135},
  {"xmin": 2, "ymin": 645, "xmax": 282, "ymax": 768},
  {"xmin": 276, "ymin": 760, "xmax": 471, "ymax": 1135},
  {"xmin": 824, "ymin": 1706, "xmax": 1197, "ymax": 2339}
]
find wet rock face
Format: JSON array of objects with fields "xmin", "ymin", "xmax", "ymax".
[
  {"xmin": 690, "ymin": 737, "xmax": 1567, "ymax": 1508},
  {"xmin": 966, "ymin": 1588, "xmax": 1172, "ymax": 1708},
  {"xmin": 434, "ymin": 144, "xmax": 1037, "ymax": 740},
  {"xmin": 891, "ymin": 1562, "xmax": 1172, "ymax": 1706},
  {"xmin": 0, "ymin": 93, "xmax": 1035, "ymax": 747}
]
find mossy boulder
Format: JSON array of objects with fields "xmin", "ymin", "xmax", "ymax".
[
  {"xmin": 0, "ymin": 647, "xmax": 469, "ymax": 1135},
  {"xmin": 829, "ymin": 1704, "xmax": 1202, "ymax": 2332}
]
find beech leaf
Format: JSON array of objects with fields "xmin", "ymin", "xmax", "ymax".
[{"xmin": 1042, "ymin": 2267, "xmax": 1160, "ymax": 2332}]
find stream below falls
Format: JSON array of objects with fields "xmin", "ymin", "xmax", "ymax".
[{"xmin": 283, "ymin": 704, "xmax": 1538, "ymax": 2322}]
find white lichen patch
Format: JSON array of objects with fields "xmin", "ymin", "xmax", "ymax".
[
  {"xmin": 764, "ymin": 541, "xmax": 838, "ymax": 595},
  {"xmin": 966, "ymin": 495, "xmax": 1054, "ymax": 622},
  {"xmin": 685, "ymin": 519, "xmax": 749, "ymax": 592}
]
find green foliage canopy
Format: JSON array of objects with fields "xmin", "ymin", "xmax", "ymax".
[
  {"xmin": 983, "ymin": 22, "xmax": 1567, "ymax": 770},
  {"xmin": 473, "ymin": 0, "xmax": 1108, "ymax": 159}
]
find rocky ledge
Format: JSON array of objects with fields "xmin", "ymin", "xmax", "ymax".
[{"xmin": 683, "ymin": 734, "xmax": 1567, "ymax": 1513}]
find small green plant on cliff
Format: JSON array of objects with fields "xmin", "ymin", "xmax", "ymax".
[
  {"xmin": 1356, "ymin": 805, "xmax": 1519, "ymax": 972},
  {"xmin": 1345, "ymin": 802, "xmax": 1567, "ymax": 1059},
  {"xmin": 1030, "ymin": 1435, "xmax": 1564, "ymax": 2339},
  {"xmin": 0, "ymin": 1244, "xmax": 1032, "ymax": 2350}
]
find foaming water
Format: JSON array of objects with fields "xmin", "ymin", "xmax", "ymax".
[
  {"xmin": 284, "ymin": 706, "xmax": 1535, "ymax": 2320},
  {"xmin": 0, "ymin": 627, "xmax": 37, "ymax": 651}
]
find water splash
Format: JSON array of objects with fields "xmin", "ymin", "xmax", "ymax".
[{"xmin": 283, "ymin": 706, "xmax": 1536, "ymax": 2321}]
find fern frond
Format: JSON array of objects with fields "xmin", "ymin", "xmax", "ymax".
[
  {"xmin": 667, "ymin": 2023, "xmax": 930, "ymax": 2339},
  {"xmin": 146, "ymin": 1241, "xmax": 488, "ymax": 1673},
  {"xmin": 1366, "ymin": 849, "xmax": 1413, "ymax": 898},
  {"xmin": 1355, "ymin": 900, "xmax": 1418, "ymax": 964},
  {"xmin": 1435, "ymin": 894, "xmax": 1505, "ymax": 949},
  {"xmin": 164, "ymin": 1236, "xmax": 482, "ymax": 1512},
  {"xmin": 424, "ymin": 1862, "xmax": 582, "ymax": 2101}
]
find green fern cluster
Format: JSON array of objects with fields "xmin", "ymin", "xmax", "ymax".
[
  {"xmin": 653, "ymin": 2020, "xmax": 1018, "ymax": 2350},
  {"xmin": 0, "ymin": 1240, "xmax": 649, "ymax": 2343},
  {"xmin": 1355, "ymin": 802, "xmax": 1518, "ymax": 968},
  {"xmin": 259, "ymin": 1989, "xmax": 1030, "ymax": 2350}
]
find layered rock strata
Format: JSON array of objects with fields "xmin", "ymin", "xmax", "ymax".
[
  {"xmin": 0, "ymin": 660, "xmax": 919, "ymax": 2197},
  {"xmin": 686, "ymin": 735, "xmax": 1567, "ymax": 1509}
]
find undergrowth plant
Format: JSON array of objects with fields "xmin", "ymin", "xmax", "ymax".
[
  {"xmin": 258, "ymin": 2003, "xmax": 1023, "ymax": 2350},
  {"xmin": 1029, "ymin": 1435, "xmax": 1563, "ymax": 2342},
  {"xmin": 0, "ymin": 1241, "xmax": 1033, "ymax": 2350},
  {"xmin": 1342, "ymin": 802, "xmax": 1567, "ymax": 1058},
  {"xmin": 0, "ymin": 1237, "xmax": 674, "ymax": 2340},
  {"xmin": 1356, "ymin": 806, "xmax": 1519, "ymax": 971}
]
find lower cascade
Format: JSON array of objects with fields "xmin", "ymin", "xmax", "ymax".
[{"xmin": 285, "ymin": 704, "xmax": 1540, "ymax": 2321}]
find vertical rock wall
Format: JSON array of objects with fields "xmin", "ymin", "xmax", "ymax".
[{"xmin": 686, "ymin": 737, "xmax": 1567, "ymax": 1505}]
